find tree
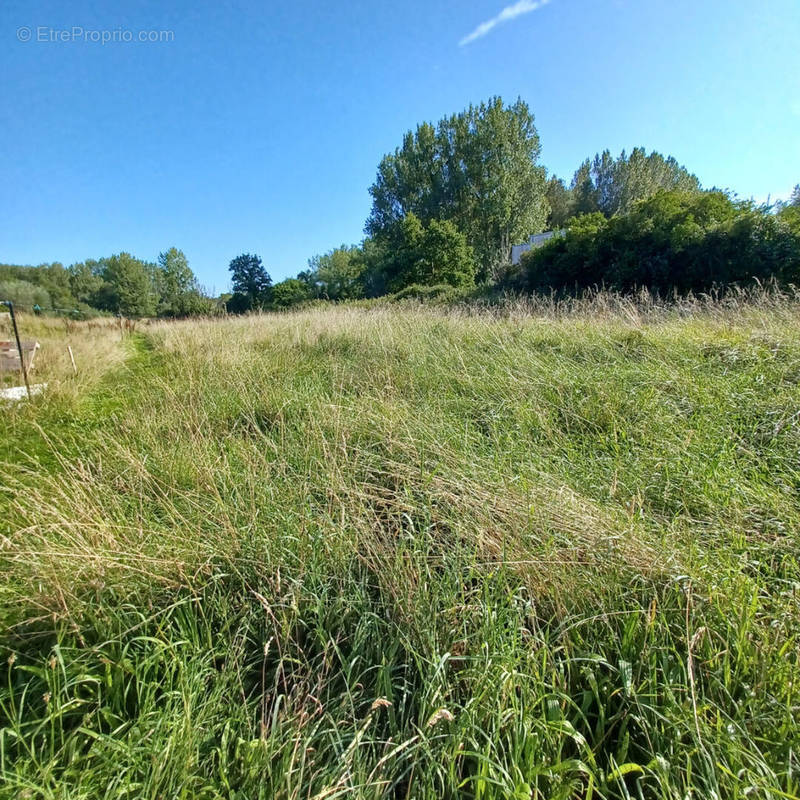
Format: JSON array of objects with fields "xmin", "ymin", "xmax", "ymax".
[
  {"xmin": 37, "ymin": 263, "xmax": 74, "ymax": 308},
  {"xmin": 778, "ymin": 184, "xmax": 800, "ymax": 233},
  {"xmin": 0, "ymin": 279, "xmax": 51, "ymax": 309},
  {"xmin": 225, "ymin": 292, "xmax": 252, "ymax": 314},
  {"xmin": 97, "ymin": 253, "xmax": 157, "ymax": 316},
  {"xmin": 571, "ymin": 160, "xmax": 599, "ymax": 216},
  {"xmin": 158, "ymin": 248, "xmax": 199, "ymax": 316},
  {"xmin": 68, "ymin": 260, "xmax": 106, "ymax": 307},
  {"xmin": 417, "ymin": 219, "xmax": 476, "ymax": 287},
  {"xmin": 545, "ymin": 177, "xmax": 574, "ymax": 228},
  {"xmin": 228, "ymin": 253, "xmax": 271, "ymax": 311},
  {"xmin": 387, "ymin": 212, "xmax": 426, "ymax": 291},
  {"xmin": 367, "ymin": 97, "xmax": 548, "ymax": 279},
  {"xmin": 303, "ymin": 245, "xmax": 366, "ymax": 300},
  {"xmin": 357, "ymin": 237, "xmax": 392, "ymax": 298},
  {"xmin": 569, "ymin": 148, "xmax": 701, "ymax": 218},
  {"xmin": 369, "ymin": 212, "xmax": 476, "ymax": 293},
  {"xmin": 271, "ymin": 278, "xmax": 311, "ymax": 309},
  {"xmin": 613, "ymin": 148, "xmax": 701, "ymax": 215}
]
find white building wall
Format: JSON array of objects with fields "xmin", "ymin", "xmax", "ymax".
[{"xmin": 511, "ymin": 230, "xmax": 563, "ymax": 265}]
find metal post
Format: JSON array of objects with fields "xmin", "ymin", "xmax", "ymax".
[{"xmin": 3, "ymin": 301, "xmax": 31, "ymax": 400}]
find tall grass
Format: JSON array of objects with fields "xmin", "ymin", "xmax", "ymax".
[
  {"xmin": 0, "ymin": 313, "xmax": 127, "ymax": 395},
  {"xmin": 1, "ymin": 296, "xmax": 799, "ymax": 798}
]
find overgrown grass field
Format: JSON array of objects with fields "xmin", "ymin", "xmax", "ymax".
[{"xmin": 1, "ymin": 294, "xmax": 799, "ymax": 798}]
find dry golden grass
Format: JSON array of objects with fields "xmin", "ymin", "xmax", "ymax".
[{"xmin": 0, "ymin": 313, "xmax": 127, "ymax": 400}]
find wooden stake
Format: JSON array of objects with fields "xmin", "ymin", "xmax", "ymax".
[
  {"xmin": 4, "ymin": 301, "xmax": 31, "ymax": 400},
  {"xmin": 67, "ymin": 345, "xmax": 77, "ymax": 375}
]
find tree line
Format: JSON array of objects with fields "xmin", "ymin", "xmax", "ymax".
[
  {"xmin": 4, "ymin": 97, "xmax": 799, "ymax": 316},
  {"xmin": 0, "ymin": 248, "xmax": 216, "ymax": 318},
  {"xmin": 255, "ymin": 98, "xmax": 799, "ymax": 308}
]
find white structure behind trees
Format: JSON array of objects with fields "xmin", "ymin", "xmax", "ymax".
[{"xmin": 511, "ymin": 230, "xmax": 564, "ymax": 265}]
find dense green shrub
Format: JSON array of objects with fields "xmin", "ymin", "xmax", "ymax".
[
  {"xmin": 513, "ymin": 190, "xmax": 800, "ymax": 293},
  {"xmin": 271, "ymin": 277, "xmax": 311, "ymax": 308},
  {"xmin": 0, "ymin": 278, "xmax": 52, "ymax": 309},
  {"xmin": 366, "ymin": 213, "xmax": 477, "ymax": 293},
  {"xmin": 388, "ymin": 283, "xmax": 465, "ymax": 303},
  {"xmin": 225, "ymin": 291, "xmax": 254, "ymax": 314},
  {"xmin": 300, "ymin": 245, "xmax": 366, "ymax": 301}
]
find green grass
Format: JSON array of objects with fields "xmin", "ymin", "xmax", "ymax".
[{"xmin": 1, "ymin": 296, "xmax": 799, "ymax": 798}]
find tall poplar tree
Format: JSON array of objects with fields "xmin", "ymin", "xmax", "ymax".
[{"xmin": 367, "ymin": 97, "xmax": 548, "ymax": 279}]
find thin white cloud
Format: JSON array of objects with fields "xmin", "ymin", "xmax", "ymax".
[{"xmin": 459, "ymin": 0, "xmax": 552, "ymax": 46}]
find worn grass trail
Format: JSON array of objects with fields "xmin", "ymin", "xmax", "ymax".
[{"xmin": 1, "ymin": 302, "xmax": 799, "ymax": 798}]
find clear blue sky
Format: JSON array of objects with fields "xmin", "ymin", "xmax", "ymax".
[{"xmin": 2, "ymin": 0, "xmax": 798, "ymax": 291}]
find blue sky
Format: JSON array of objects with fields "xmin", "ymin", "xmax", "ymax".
[{"xmin": 2, "ymin": 0, "xmax": 799, "ymax": 291}]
